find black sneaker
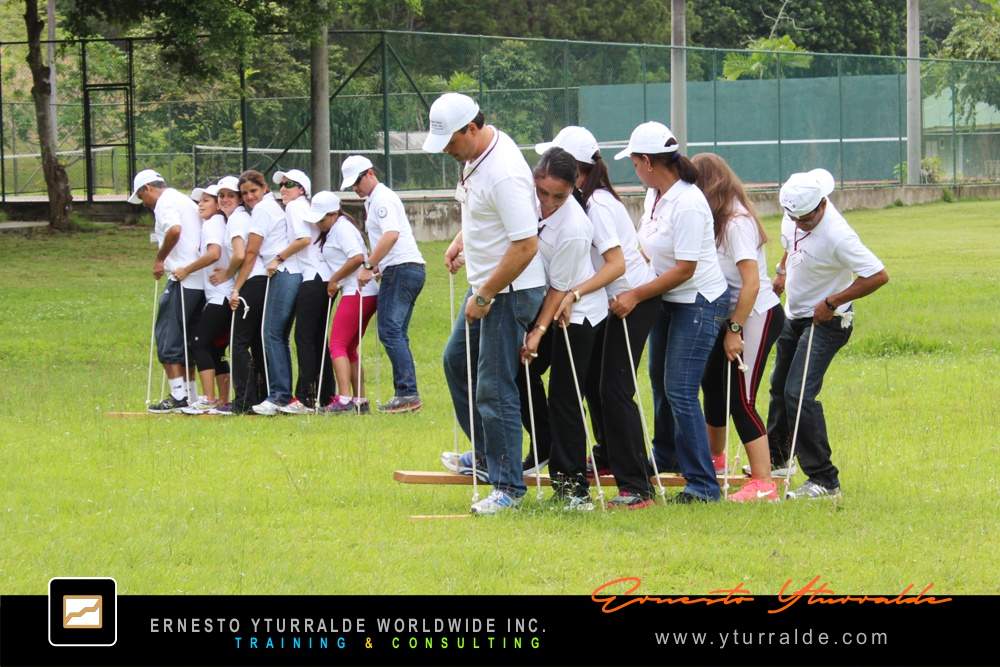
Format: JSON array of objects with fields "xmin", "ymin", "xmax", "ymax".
[
  {"xmin": 148, "ymin": 395, "xmax": 187, "ymax": 414},
  {"xmin": 667, "ymin": 491, "xmax": 711, "ymax": 504}
]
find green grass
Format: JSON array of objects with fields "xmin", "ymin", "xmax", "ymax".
[{"xmin": 1, "ymin": 200, "xmax": 999, "ymax": 595}]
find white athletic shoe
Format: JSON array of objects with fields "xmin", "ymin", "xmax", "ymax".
[
  {"xmin": 252, "ymin": 399, "xmax": 281, "ymax": 416},
  {"xmin": 278, "ymin": 399, "xmax": 312, "ymax": 415},
  {"xmin": 181, "ymin": 398, "xmax": 219, "ymax": 415}
]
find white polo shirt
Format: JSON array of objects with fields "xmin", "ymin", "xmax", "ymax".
[
  {"xmin": 636, "ymin": 180, "xmax": 728, "ymax": 304},
  {"xmin": 587, "ymin": 188, "xmax": 653, "ymax": 298},
  {"xmin": 537, "ymin": 196, "xmax": 607, "ymax": 327},
  {"xmin": 363, "ymin": 182, "xmax": 425, "ymax": 272},
  {"xmin": 459, "ymin": 127, "xmax": 546, "ymax": 292},
  {"xmin": 281, "ymin": 195, "xmax": 313, "ymax": 275},
  {"xmin": 153, "ymin": 188, "xmax": 203, "ymax": 289},
  {"xmin": 718, "ymin": 203, "xmax": 781, "ymax": 316},
  {"xmin": 321, "ymin": 216, "xmax": 379, "ymax": 297},
  {"xmin": 779, "ymin": 200, "xmax": 884, "ymax": 320},
  {"xmin": 227, "ymin": 206, "xmax": 264, "ymax": 280},
  {"xmin": 200, "ymin": 214, "xmax": 231, "ymax": 305},
  {"xmin": 248, "ymin": 193, "xmax": 291, "ymax": 270}
]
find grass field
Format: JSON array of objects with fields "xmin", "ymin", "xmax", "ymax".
[{"xmin": 1, "ymin": 199, "xmax": 998, "ymax": 596}]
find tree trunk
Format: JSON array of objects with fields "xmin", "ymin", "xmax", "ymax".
[{"xmin": 24, "ymin": 0, "xmax": 72, "ymax": 230}]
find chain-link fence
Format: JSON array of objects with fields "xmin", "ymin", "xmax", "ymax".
[{"xmin": 2, "ymin": 29, "xmax": 998, "ymax": 201}]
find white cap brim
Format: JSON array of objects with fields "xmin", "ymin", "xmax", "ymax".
[
  {"xmin": 422, "ymin": 131, "xmax": 452, "ymax": 154},
  {"xmin": 128, "ymin": 192, "xmax": 142, "ymax": 204},
  {"xmin": 340, "ymin": 171, "xmax": 359, "ymax": 191},
  {"xmin": 534, "ymin": 141, "xmax": 555, "ymax": 156},
  {"xmin": 613, "ymin": 147, "xmax": 631, "ymax": 161},
  {"xmin": 303, "ymin": 209, "xmax": 329, "ymax": 224}
]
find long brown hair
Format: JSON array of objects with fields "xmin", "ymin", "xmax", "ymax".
[
  {"xmin": 691, "ymin": 152, "xmax": 767, "ymax": 249},
  {"xmin": 577, "ymin": 152, "xmax": 621, "ymax": 207}
]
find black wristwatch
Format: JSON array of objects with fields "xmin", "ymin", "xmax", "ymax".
[
  {"xmin": 474, "ymin": 293, "xmax": 495, "ymax": 308},
  {"xmin": 727, "ymin": 319, "xmax": 743, "ymax": 334}
]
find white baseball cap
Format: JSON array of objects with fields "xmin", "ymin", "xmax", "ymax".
[
  {"xmin": 340, "ymin": 155, "xmax": 374, "ymax": 190},
  {"xmin": 779, "ymin": 168, "xmax": 835, "ymax": 217},
  {"xmin": 535, "ymin": 126, "xmax": 600, "ymax": 164},
  {"xmin": 190, "ymin": 184, "xmax": 220, "ymax": 201},
  {"xmin": 613, "ymin": 122, "xmax": 678, "ymax": 160},
  {"xmin": 272, "ymin": 169, "xmax": 311, "ymax": 197},
  {"xmin": 216, "ymin": 175, "xmax": 240, "ymax": 194},
  {"xmin": 422, "ymin": 93, "xmax": 480, "ymax": 153},
  {"xmin": 128, "ymin": 168, "xmax": 164, "ymax": 204},
  {"xmin": 303, "ymin": 191, "xmax": 342, "ymax": 223}
]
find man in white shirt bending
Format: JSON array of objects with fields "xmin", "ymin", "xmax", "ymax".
[{"xmin": 769, "ymin": 168, "xmax": 889, "ymax": 500}]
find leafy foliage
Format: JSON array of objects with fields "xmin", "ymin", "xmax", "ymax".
[{"xmin": 722, "ymin": 35, "xmax": 813, "ymax": 80}]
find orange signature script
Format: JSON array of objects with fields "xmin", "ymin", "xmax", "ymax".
[{"xmin": 591, "ymin": 576, "xmax": 951, "ymax": 614}]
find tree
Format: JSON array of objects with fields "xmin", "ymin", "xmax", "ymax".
[
  {"xmin": 721, "ymin": 34, "xmax": 813, "ymax": 80},
  {"xmin": 938, "ymin": 0, "xmax": 1000, "ymax": 119},
  {"xmin": 24, "ymin": 0, "xmax": 72, "ymax": 230}
]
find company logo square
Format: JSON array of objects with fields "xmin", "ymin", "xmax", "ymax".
[{"xmin": 48, "ymin": 578, "xmax": 117, "ymax": 647}]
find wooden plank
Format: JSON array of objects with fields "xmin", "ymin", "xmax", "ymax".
[
  {"xmin": 105, "ymin": 411, "xmax": 225, "ymax": 417},
  {"xmin": 393, "ymin": 470, "xmax": 758, "ymax": 487},
  {"xmin": 408, "ymin": 514, "xmax": 472, "ymax": 520}
]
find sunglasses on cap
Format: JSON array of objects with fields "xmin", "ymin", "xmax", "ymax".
[
  {"xmin": 789, "ymin": 201, "xmax": 823, "ymax": 223},
  {"xmin": 280, "ymin": 180, "xmax": 302, "ymax": 190}
]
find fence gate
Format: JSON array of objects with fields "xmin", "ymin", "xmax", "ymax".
[{"xmin": 81, "ymin": 40, "xmax": 135, "ymax": 202}]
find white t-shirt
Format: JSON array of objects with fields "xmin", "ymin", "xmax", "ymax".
[
  {"xmin": 227, "ymin": 206, "xmax": 263, "ymax": 280},
  {"xmin": 321, "ymin": 216, "xmax": 379, "ymax": 297},
  {"xmin": 200, "ymin": 214, "xmax": 231, "ymax": 305},
  {"xmin": 248, "ymin": 193, "xmax": 289, "ymax": 270},
  {"xmin": 779, "ymin": 199, "xmax": 884, "ymax": 320},
  {"xmin": 459, "ymin": 127, "xmax": 546, "ymax": 292},
  {"xmin": 363, "ymin": 183, "xmax": 425, "ymax": 272},
  {"xmin": 587, "ymin": 188, "xmax": 653, "ymax": 298},
  {"xmin": 281, "ymin": 195, "xmax": 312, "ymax": 275},
  {"xmin": 636, "ymin": 181, "xmax": 728, "ymax": 304},
  {"xmin": 153, "ymin": 188, "xmax": 203, "ymax": 289},
  {"xmin": 717, "ymin": 203, "xmax": 781, "ymax": 316},
  {"xmin": 537, "ymin": 197, "xmax": 607, "ymax": 327}
]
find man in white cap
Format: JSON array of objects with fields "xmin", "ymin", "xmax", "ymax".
[
  {"xmin": 131, "ymin": 169, "xmax": 205, "ymax": 412},
  {"xmin": 768, "ymin": 168, "xmax": 889, "ymax": 499},
  {"xmin": 339, "ymin": 154, "xmax": 426, "ymax": 413},
  {"xmin": 425, "ymin": 92, "xmax": 546, "ymax": 515}
]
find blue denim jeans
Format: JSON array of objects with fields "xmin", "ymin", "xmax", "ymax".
[
  {"xmin": 767, "ymin": 316, "xmax": 852, "ymax": 489},
  {"xmin": 377, "ymin": 263, "xmax": 426, "ymax": 397},
  {"xmin": 649, "ymin": 293, "xmax": 729, "ymax": 500},
  {"xmin": 443, "ymin": 287, "xmax": 544, "ymax": 498},
  {"xmin": 262, "ymin": 269, "xmax": 302, "ymax": 404}
]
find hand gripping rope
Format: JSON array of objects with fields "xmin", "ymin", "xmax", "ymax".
[
  {"xmin": 784, "ymin": 323, "xmax": 815, "ymax": 499},
  {"xmin": 523, "ymin": 333, "xmax": 544, "ymax": 502},
  {"xmin": 229, "ymin": 296, "xmax": 249, "ymax": 406},
  {"xmin": 146, "ymin": 278, "xmax": 161, "ymax": 406},
  {"xmin": 561, "ymin": 324, "xmax": 605, "ymax": 510},
  {"xmin": 315, "ymin": 295, "xmax": 334, "ymax": 414},
  {"xmin": 464, "ymin": 316, "xmax": 480, "ymax": 503},
  {"xmin": 179, "ymin": 281, "xmax": 192, "ymax": 402},
  {"xmin": 450, "ymin": 272, "xmax": 459, "ymax": 451},
  {"xmin": 259, "ymin": 275, "xmax": 272, "ymax": 398},
  {"xmin": 621, "ymin": 315, "xmax": 666, "ymax": 502}
]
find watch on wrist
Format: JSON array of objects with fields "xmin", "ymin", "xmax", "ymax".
[
  {"xmin": 727, "ymin": 319, "xmax": 743, "ymax": 334},
  {"xmin": 276, "ymin": 254, "xmax": 284, "ymax": 263},
  {"xmin": 824, "ymin": 298, "xmax": 836, "ymax": 311},
  {"xmin": 573, "ymin": 289, "xmax": 582, "ymax": 302},
  {"xmin": 362, "ymin": 261, "xmax": 373, "ymax": 271},
  {"xmin": 775, "ymin": 262, "xmax": 786, "ymax": 276},
  {"xmin": 474, "ymin": 293, "xmax": 495, "ymax": 308}
]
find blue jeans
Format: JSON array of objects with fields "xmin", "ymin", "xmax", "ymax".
[
  {"xmin": 443, "ymin": 287, "xmax": 544, "ymax": 498},
  {"xmin": 262, "ymin": 269, "xmax": 302, "ymax": 404},
  {"xmin": 767, "ymin": 316, "xmax": 852, "ymax": 489},
  {"xmin": 649, "ymin": 293, "xmax": 729, "ymax": 500},
  {"xmin": 377, "ymin": 263, "xmax": 426, "ymax": 397}
]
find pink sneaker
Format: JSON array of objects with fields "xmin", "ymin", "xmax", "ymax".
[
  {"xmin": 728, "ymin": 478, "xmax": 779, "ymax": 503},
  {"xmin": 712, "ymin": 453, "xmax": 727, "ymax": 475}
]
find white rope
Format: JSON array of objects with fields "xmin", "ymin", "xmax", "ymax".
[
  {"xmin": 146, "ymin": 278, "xmax": 160, "ymax": 406},
  {"xmin": 523, "ymin": 335, "xmax": 543, "ymax": 502},
  {"xmin": 464, "ymin": 316, "xmax": 480, "ymax": 503},
  {"xmin": 561, "ymin": 324, "xmax": 605, "ymax": 510},
  {"xmin": 357, "ymin": 291, "xmax": 364, "ymax": 411},
  {"xmin": 260, "ymin": 276, "xmax": 272, "ymax": 398},
  {"xmin": 179, "ymin": 281, "xmax": 192, "ymax": 402},
  {"xmin": 732, "ymin": 353, "xmax": 749, "ymax": 476},
  {"xmin": 315, "ymin": 295, "xmax": 334, "ymax": 414},
  {"xmin": 228, "ymin": 296, "xmax": 249, "ymax": 406},
  {"xmin": 621, "ymin": 315, "xmax": 665, "ymax": 502},
  {"xmin": 784, "ymin": 323, "xmax": 815, "ymax": 499},
  {"xmin": 450, "ymin": 273, "xmax": 458, "ymax": 452},
  {"xmin": 723, "ymin": 357, "xmax": 732, "ymax": 499}
]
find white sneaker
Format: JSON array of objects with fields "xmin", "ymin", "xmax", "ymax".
[
  {"xmin": 252, "ymin": 399, "xmax": 281, "ymax": 416},
  {"xmin": 181, "ymin": 398, "xmax": 218, "ymax": 415},
  {"xmin": 278, "ymin": 399, "xmax": 312, "ymax": 415},
  {"xmin": 470, "ymin": 490, "xmax": 521, "ymax": 515},
  {"xmin": 563, "ymin": 495, "xmax": 595, "ymax": 512},
  {"xmin": 744, "ymin": 460, "xmax": 798, "ymax": 477}
]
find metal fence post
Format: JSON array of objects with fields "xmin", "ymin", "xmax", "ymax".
[
  {"xmin": 239, "ymin": 59, "xmax": 248, "ymax": 171},
  {"xmin": 381, "ymin": 32, "xmax": 392, "ymax": 188},
  {"xmin": 951, "ymin": 77, "xmax": 957, "ymax": 185},
  {"xmin": 712, "ymin": 48, "xmax": 718, "ymax": 149},
  {"xmin": 0, "ymin": 44, "xmax": 6, "ymax": 203},
  {"xmin": 478, "ymin": 35, "xmax": 484, "ymax": 102},
  {"xmin": 897, "ymin": 61, "xmax": 904, "ymax": 185},
  {"xmin": 127, "ymin": 38, "xmax": 136, "ymax": 189},
  {"xmin": 640, "ymin": 44, "xmax": 647, "ymax": 122},
  {"xmin": 775, "ymin": 52, "xmax": 782, "ymax": 187},
  {"xmin": 563, "ymin": 40, "xmax": 570, "ymax": 125},
  {"xmin": 837, "ymin": 55, "xmax": 844, "ymax": 189},
  {"xmin": 81, "ymin": 41, "xmax": 94, "ymax": 202}
]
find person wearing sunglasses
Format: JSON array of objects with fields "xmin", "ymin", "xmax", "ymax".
[
  {"xmin": 339, "ymin": 155, "xmax": 426, "ymax": 414},
  {"xmin": 767, "ymin": 168, "xmax": 889, "ymax": 500}
]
